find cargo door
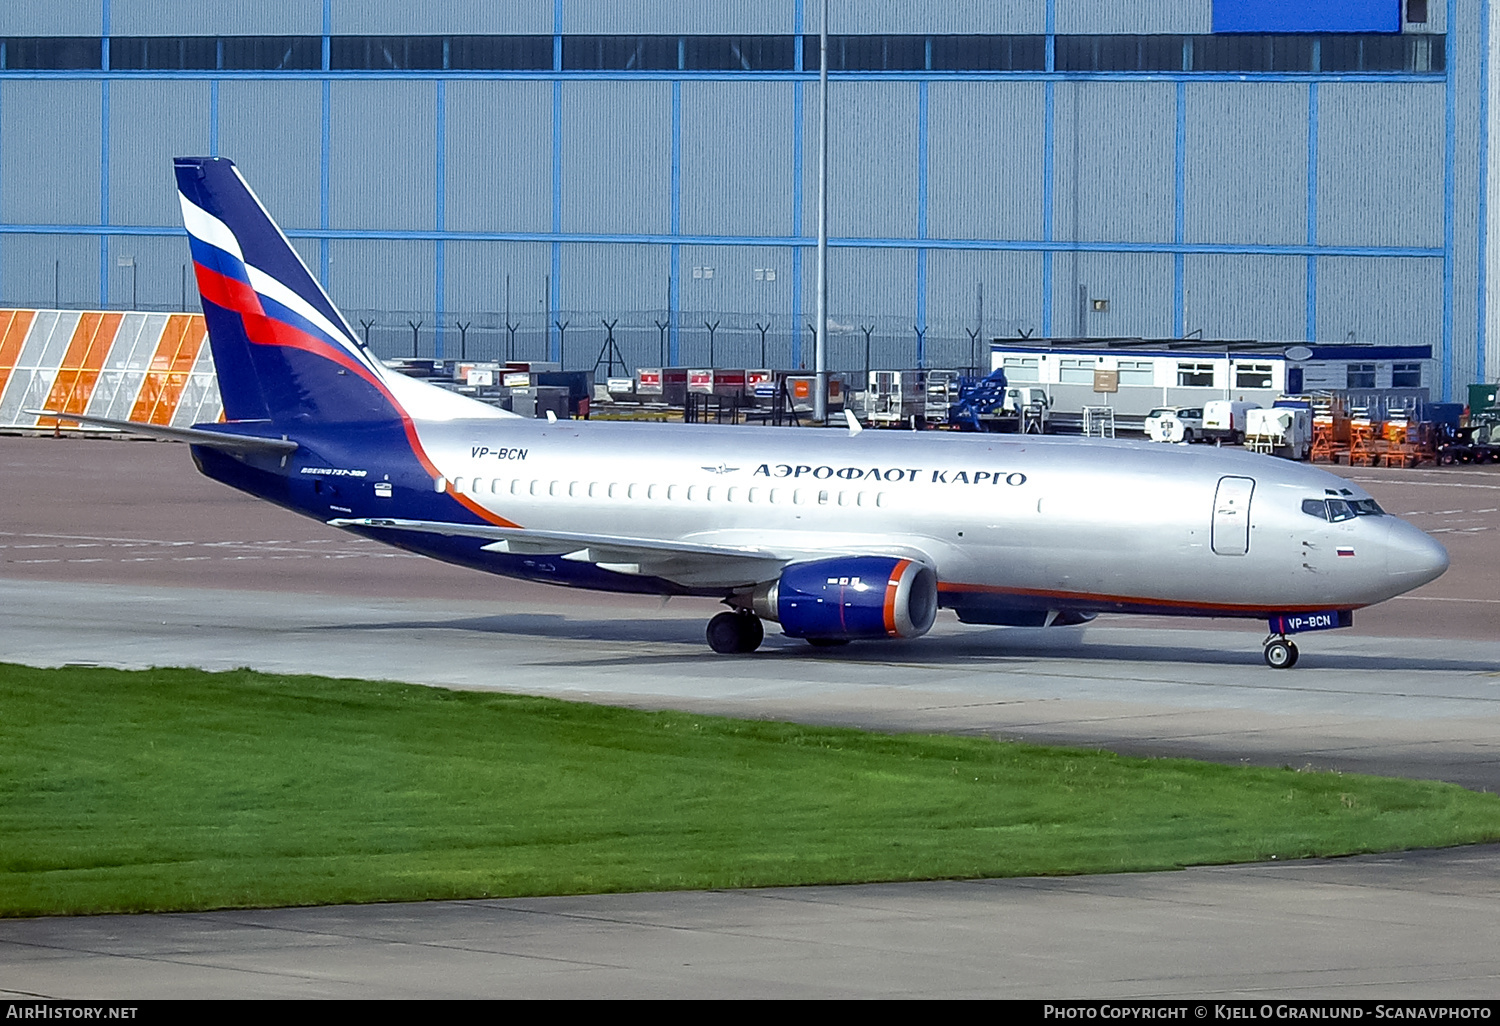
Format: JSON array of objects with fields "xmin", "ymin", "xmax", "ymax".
[{"xmin": 1211, "ymin": 476, "xmax": 1255, "ymax": 555}]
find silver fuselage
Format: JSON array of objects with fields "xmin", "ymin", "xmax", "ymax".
[{"xmin": 409, "ymin": 417, "xmax": 1447, "ymax": 617}]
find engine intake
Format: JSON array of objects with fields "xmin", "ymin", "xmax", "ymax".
[{"xmin": 750, "ymin": 556, "xmax": 938, "ymax": 641}]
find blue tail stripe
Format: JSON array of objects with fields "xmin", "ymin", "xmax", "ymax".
[{"xmin": 187, "ymin": 235, "xmax": 251, "ymax": 286}]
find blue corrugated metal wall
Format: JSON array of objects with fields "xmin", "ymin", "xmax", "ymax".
[{"xmin": 0, "ymin": 0, "xmax": 1486, "ymax": 396}]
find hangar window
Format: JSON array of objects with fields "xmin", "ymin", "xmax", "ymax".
[
  {"xmin": 1190, "ymin": 34, "xmax": 1313, "ymax": 73},
  {"xmin": 563, "ymin": 35, "xmax": 678, "ymax": 71},
  {"xmin": 929, "ymin": 35, "xmax": 1045, "ymax": 72},
  {"xmin": 110, "ymin": 37, "xmax": 216, "ymax": 71},
  {"xmin": 682, "ymin": 35, "xmax": 794, "ymax": 71},
  {"xmin": 808, "ymin": 34, "xmax": 926, "ymax": 72},
  {"xmin": 219, "ymin": 36, "xmax": 321, "ymax": 71},
  {"xmin": 2, "ymin": 37, "xmax": 102, "ymax": 70},
  {"xmin": 1055, "ymin": 34, "xmax": 1185, "ymax": 72},
  {"xmin": 447, "ymin": 35, "xmax": 551, "ymax": 71},
  {"xmin": 1346, "ymin": 364, "xmax": 1377, "ymax": 389},
  {"xmin": 1392, "ymin": 363, "xmax": 1423, "ymax": 388},
  {"xmin": 331, "ymin": 36, "xmax": 443, "ymax": 70},
  {"xmin": 1177, "ymin": 363, "xmax": 1215, "ymax": 388},
  {"xmin": 1234, "ymin": 364, "xmax": 1274, "ymax": 390},
  {"xmin": 1117, "ymin": 360, "xmax": 1154, "ymax": 386}
]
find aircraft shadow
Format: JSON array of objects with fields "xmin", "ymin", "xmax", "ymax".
[{"xmin": 304, "ymin": 615, "xmax": 1499, "ymax": 675}]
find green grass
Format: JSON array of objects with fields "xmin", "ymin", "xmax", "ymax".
[{"xmin": 3, "ymin": 661, "xmax": 1500, "ymax": 917}]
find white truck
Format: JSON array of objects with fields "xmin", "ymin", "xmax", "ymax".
[{"xmin": 1202, "ymin": 400, "xmax": 1261, "ymax": 444}]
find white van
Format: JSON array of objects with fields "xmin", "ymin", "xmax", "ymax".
[{"xmin": 1202, "ymin": 400, "xmax": 1262, "ymax": 444}]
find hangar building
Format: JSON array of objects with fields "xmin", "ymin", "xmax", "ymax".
[{"xmin": 0, "ymin": 1, "xmax": 1491, "ymax": 398}]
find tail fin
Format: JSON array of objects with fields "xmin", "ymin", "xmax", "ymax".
[{"xmin": 175, "ymin": 157, "xmax": 505, "ymax": 426}]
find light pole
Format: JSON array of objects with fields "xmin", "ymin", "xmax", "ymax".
[{"xmin": 813, "ymin": 0, "xmax": 829, "ymax": 424}]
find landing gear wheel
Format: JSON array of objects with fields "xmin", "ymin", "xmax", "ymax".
[
  {"xmin": 707, "ymin": 611, "xmax": 763, "ymax": 654},
  {"xmin": 1264, "ymin": 639, "xmax": 1299, "ymax": 669}
]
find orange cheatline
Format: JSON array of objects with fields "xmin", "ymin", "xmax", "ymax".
[
  {"xmin": 36, "ymin": 312, "xmax": 123, "ymax": 428},
  {"xmin": 0, "ymin": 310, "xmax": 37, "ymax": 405}
]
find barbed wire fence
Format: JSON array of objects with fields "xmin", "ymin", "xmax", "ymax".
[{"xmin": 344, "ymin": 308, "xmax": 1031, "ymax": 380}]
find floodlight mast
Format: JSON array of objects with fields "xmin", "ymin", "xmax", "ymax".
[{"xmin": 813, "ymin": 0, "xmax": 829, "ymax": 424}]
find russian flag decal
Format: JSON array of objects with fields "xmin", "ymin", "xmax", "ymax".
[{"xmin": 1337, "ymin": 547, "xmax": 1356, "ymax": 557}]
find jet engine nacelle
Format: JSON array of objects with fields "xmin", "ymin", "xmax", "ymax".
[{"xmin": 750, "ymin": 556, "xmax": 938, "ymax": 641}]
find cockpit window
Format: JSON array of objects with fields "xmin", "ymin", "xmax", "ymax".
[
  {"xmin": 1326, "ymin": 499, "xmax": 1357, "ymax": 522},
  {"xmin": 1303, "ymin": 497, "xmax": 1385, "ymax": 521}
]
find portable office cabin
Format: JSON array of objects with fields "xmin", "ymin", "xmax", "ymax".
[{"xmin": 988, "ymin": 341, "xmax": 1433, "ymax": 421}]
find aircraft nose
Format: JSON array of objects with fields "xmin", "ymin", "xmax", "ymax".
[{"xmin": 1386, "ymin": 520, "xmax": 1449, "ymax": 587}]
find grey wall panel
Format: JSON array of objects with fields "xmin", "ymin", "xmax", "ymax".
[
  {"xmin": 924, "ymin": 249, "xmax": 1044, "ymax": 341},
  {"xmin": 326, "ymin": 239, "xmax": 435, "ymax": 317},
  {"xmin": 1051, "ymin": 82, "xmax": 1175, "ymax": 245},
  {"xmin": 329, "ymin": 81, "xmax": 436, "ymax": 232},
  {"xmin": 806, "ymin": 0, "xmax": 1045, "ymax": 33},
  {"xmin": 678, "ymin": 244, "xmax": 794, "ymax": 321},
  {"xmin": 445, "ymin": 81, "xmax": 552, "ymax": 235},
  {"xmin": 0, "ymin": 234, "xmax": 98, "ymax": 310},
  {"xmin": 217, "ymin": 81, "xmax": 323, "ymax": 232},
  {"xmin": 676, "ymin": 244, "xmax": 795, "ymax": 368},
  {"xmin": 335, "ymin": 0, "xmax": 551, "ymax": 34},
  {"xmin": 1315, "ymin": 256, "xmax": 1442, "ymax": 347},
  {"xmin": 927, "ymin": 82, "xmax": 1045, "ymax": 241},
  {"xmin": 1449, "ymin": 3, "xmax": 1481, "ymax": 391},
  {"xmin": 560, "ymin": 82, "xmax": 670, "ymax": 236},
  {"xmin": 802, "ymin": 82, "xmax": 918, "ymax": 240},
  {"xmin": 799, "ymin": 246, "xmax": 917, "ymax": 324},
  {"xmin": 1, "ymin": 82, "xmax": 101, "ymax": 226},
  {"xmin": 1050, "ymin": 252, "xmax": 1175, "ymax": 338},
  {"xmin": 567, "ymin": 0, "xmax": 793, "ymax": 34},
  {"xmin": 558, "ymin": 242, "xmax": 669, "ymax": 315},
  {"xmin": 1182, "ymin": 255, "xmax": 1305, "ymax": 342},
  {"xmin": 1316, "ymin": 83, "xmax": 1443, "ymax": 249},
  {"xmin": 680, "ymin": 81, "xmax": 794, "ymax": 238},
  {"xmin": 0, "ymin": 3, "xmax": 102, "ymax": 35},
  {"xmin": 105, "ymin": 235, "xmax": 198, "ymax": 312},
  {"xmin": 108, "ymin": 80, "xmax": 210, "ymax": 227},
  {"xmin": 112, "ymin": 0, "xmax": 320, "ymax": 35},
  {"xmin": 1185, "ymin": 82, "xmax": 1306, "ymax": 246},
  {"xmin": 1054, "ymin": 0, "xmax": 1212, "ymax": 34},
  {"xmin": 442, "ymin": 239, "xmax": 551, "ymax": 325}
]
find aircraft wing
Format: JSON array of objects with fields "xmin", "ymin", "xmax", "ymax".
[
  {"xmin": 24, "ymin": 410, "xmax": 298, "ymax": 456},
  {"xmin": 327, "ymin": 516, "xmax": 794, "ymax": 587}
]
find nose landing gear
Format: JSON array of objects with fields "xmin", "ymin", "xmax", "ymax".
[
  {"xmin": 707, "ymin": 610, "xmax": 764, "ymax": 654},
  {"xmin": 1263, "ymin": 635, "xmax": 1299, "ymax": 669}
]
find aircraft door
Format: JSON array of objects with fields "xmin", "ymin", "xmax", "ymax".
[{"xmin": 1211, "ymin": 476, "xmax": 1255, "ymax": 555}]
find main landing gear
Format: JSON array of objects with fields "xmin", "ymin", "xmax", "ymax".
[
  {"xmin": 707, "ymin": 610, "xmax": 764, "ymax": 654},
  {"xmin": 1263, "ymin": 635, "xmax": 1299, "ymax": 669}
]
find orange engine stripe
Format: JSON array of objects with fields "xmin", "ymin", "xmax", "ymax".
[
  {"xmin": 0, "ymin": 310, "xmax": 37, "ymax": 405},
  {"xmin": 883, "ymin": 558, "xmax": 911, "ymax": 636}
]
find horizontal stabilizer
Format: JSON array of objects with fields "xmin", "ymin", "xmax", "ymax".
[{"xmin": 24, "ymin": 410, "xmax": 298, "ymax": 455}]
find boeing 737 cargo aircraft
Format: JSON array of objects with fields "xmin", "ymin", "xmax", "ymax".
[{"xmin": 39, "ymin": 158, "xmax": 1450, "ymax": 668}]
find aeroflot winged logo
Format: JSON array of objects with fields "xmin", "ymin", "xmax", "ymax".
[{"xmin": 702, "ymin": 464, "xmax": 740, "ymax": 475}]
